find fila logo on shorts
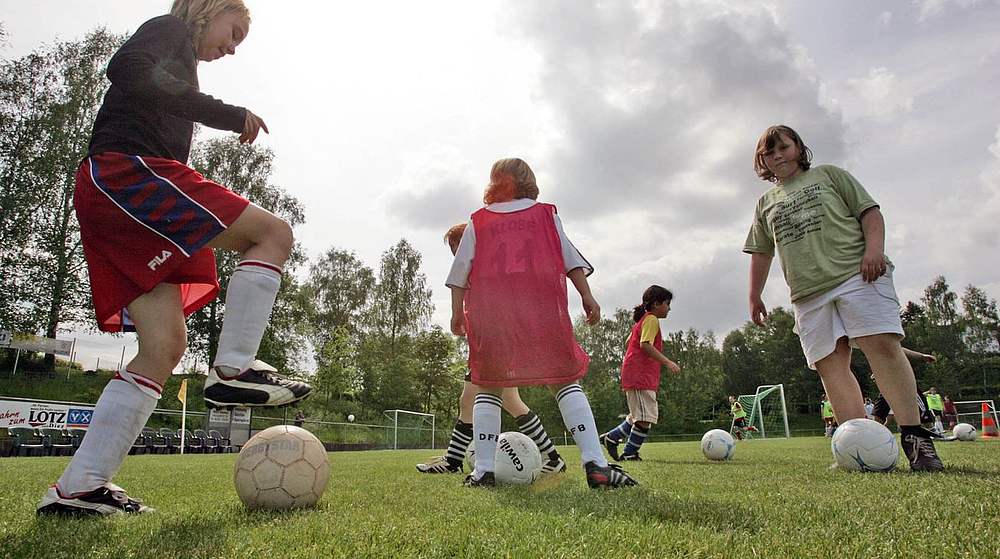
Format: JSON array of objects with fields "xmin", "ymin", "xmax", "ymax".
[{"xmin": 147, "ymin": 250, "xmax": 173, "ymax": 271}]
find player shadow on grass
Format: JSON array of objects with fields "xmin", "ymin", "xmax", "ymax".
[
  {"xmin": 496, "ymin": 482, "xmax": 761, "ymax": 534},
  {"xmin": 17, "ymin": 515, "xmax": 232, "ymax": 557}
]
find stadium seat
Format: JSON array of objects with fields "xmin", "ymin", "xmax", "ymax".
[
  {"xmin": 129, "ymin": 431, "xmax": 148, "ymax": 455},
  {"xmin": 68, "ymin": 428, "xmax": 88, "ymax": 454},
  {"xmin": 144, "ymin": 427, "xmax": 169, "ymax": 454},
  {"xmin": 160, "ymin": 428, "xmax": 181, "ymax": 454},
  {"xmin": 209, "ymin": 429, "xmax": 233, "ymax": 453},
  {"xmin": 40, "ymin": 428, "xmax": 75, "ymax": 456},
  {"xmin": 180, "ymin": 429, "xmax": 204, "ymax": 453},
  {"xmin": 194, "ymin": 429, "xmax": 214, "ymax": 453},
  {"xmin": 9, "ymin": 427, "xmax": 46, "ymax": 457}
]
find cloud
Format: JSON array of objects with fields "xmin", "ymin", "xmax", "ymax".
[
  {"xmin": 381, "ymin": 145, "xmax": 483, "ymax": 231},
  {"xmin": 914, "ymin": 0, "xmax": 983, "ymax": 21},
  {"xmin": 843, "ymin": 67, "xmax": 914, "ymax": 121}
]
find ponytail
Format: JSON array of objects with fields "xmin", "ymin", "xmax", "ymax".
[{"xmin": 632, "ymin": 285, "xmax": 674, "ymax": 323}]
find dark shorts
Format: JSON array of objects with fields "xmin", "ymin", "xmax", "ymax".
[
  {"xmin": 75, "ymin": 153, "xmax": 249, "ymax": 332},
  {"xmin": 734, "ymin": 417, "xmax": 748, "ymax": 429}
]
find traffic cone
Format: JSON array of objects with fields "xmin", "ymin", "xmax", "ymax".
[{"xmin": 982, "ymin": 403, "xmax": 999, "ymax": 438}]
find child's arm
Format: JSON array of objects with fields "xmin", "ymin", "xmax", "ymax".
[
  {"xmin": 449, "ymin": 287, "xmax": 467, "ymax": 336},
  {"xmin": 567, "ymin": 268, "xmax": 600, "ymax": 325},
  {"xmin": 902, "ymin": 347, "xmax": 936, "ymax": 363},
  {"xmin": 641, "ymin": 342, "xmax": 681, "ymax": 373},
  {"xmin": 749, "ymin": 252, "xmax": 772, "ymax": 326},
  {"xmin": 859, "ymin": 207, "xmax": 887, "ymax": 282}
]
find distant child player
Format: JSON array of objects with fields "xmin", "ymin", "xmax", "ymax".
[
  {"xmin": 38, "ymin": 0, "xmax": 311, "ymax": 516},
  {"xmin": 599, "ymin": 285, "xmax": 681, "ymax": 461},
  {"xmin": 729, "ymin": 395, "xmax": 758, "ymax": 440},
  {"xmin": 820, "ymin": 394, "xmax": 836, "ymax": 437},
  {"xmin": 448, "ymin": 158, "xmax": 637, "ymax": 488},
  {"xmin": 743, "ymin": 124, "xmax": 944, "ymax": 471},
  {"xmin": 416, "ymin": 222, "xmax": 566, "ymax": 475}
]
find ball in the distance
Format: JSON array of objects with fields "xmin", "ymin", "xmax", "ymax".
[
  {"xmin": 347, "ymin": 414, "xmax": 355, "ymax": 423},
  {"xmin": 234, "ymin": 425, "xmax": 329, "ymax": 509},
  {"xmin": 831, "ymin": 418, "xmax": 898, "ymax": 472},
  {"xmin": 701, "ymin": 429, "xmax": 735, "ymax": 461},
  {"xmin": 953, "ymin": 423, "xmax": 977, "ymax": 441}
]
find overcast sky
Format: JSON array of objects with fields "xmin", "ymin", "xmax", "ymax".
[{"xmin": 3, "ymin": 0, "xmax": 999, "ymax": 372}]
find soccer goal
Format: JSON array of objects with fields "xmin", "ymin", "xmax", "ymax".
[
  {"xmin": 952, "ymin": 400, "xmax": 999, "ymax": 431},
  {"xmin": 383, "ymin": 409, "xmax": 436, "ymax": 450},
  {"xmin": 731, "ymin": 384, "xmax": 790, "ymax": 439}
]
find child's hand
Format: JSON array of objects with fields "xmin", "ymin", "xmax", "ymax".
[
  {"xmin": 860, "ymin": 251, "xmax": 887, "ymax": 283},
  {"xmin": 582, "ymin": 294, "xmax": 601, "ymax": 325},
  {"xmin": 450, "ymin": 314, "xmax": 466, "ymax": 337},
  {"xmin": 921, "ymin": 353, "xmax": 936, "ymax": 363},
  {"xmin": 750, "ymin": 296, "xmax": 768, "ymax": 326},
  {"xmin": 667, "ymin": 361, "xmax": 681, "ymax": 374},
  {"xmin": 239, "ymin": 109, "xmax": 269, "ymax": 144}
]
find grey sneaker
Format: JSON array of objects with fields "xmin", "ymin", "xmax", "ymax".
[
  {"xmin": 416, "ymin": 456, "xmax": 462, "ymax": 474},
  {"xmin": 902, "ymin": 428, "xmax": 945, "ymax": 472},
  {"xmin": 37, "ymin": 484, "xmax": 154, "ymax": 516}
]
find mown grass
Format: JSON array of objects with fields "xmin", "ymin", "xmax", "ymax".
[{"xmin": 1, "ymin": 437, "xmax": 998, "ymax": 559}]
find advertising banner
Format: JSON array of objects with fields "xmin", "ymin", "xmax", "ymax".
[{"xmin": 0, "ymin": 400, "xmax": 95, "ymax": 429}]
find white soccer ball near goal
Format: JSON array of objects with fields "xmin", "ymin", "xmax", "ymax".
[
  {"xmin": 234, "ymin": 425, "xmax": 330, "ymax": 509},
  {"xmin": 953, "ymin": 423, "xmax": 977, "ymax": 441},
  {"xmin": 701, "ymin": 429, "xmax": 735, "ymax": 461},
  {"xmin": 347, "ymin": 414, "xmax": 355, "ymax": 423},
  {"xmin": 831, "ymin": 418, "xmax": 898, "ymax": 472},
  {"xmin": 494, "ymin": 431, "xmax": 542, "ymax": 485}
]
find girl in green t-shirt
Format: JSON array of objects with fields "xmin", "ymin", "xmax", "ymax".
[{"xmin": 742, "ymin": 125, "xmax": 944, "ymax": 472}]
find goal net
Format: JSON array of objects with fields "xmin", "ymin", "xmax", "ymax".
[
  {"xmin": 730, "ymin": 384, "xmax": 790, "ymax": 439},
  {"xmin": 383, "ymin": 409, "xmax": 436, "ymax": 450}
]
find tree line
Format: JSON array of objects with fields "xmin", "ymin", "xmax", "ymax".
[{"xmin": 2, "ymin": 29, "xmax": 998, "ymax": 435}]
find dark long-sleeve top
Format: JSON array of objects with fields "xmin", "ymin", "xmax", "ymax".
[{"xmin": 87, "ymin": 15, "xmax": 246, "ymax": 164}]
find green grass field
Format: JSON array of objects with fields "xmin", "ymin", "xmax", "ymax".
[{"xmin": 2, "ymin": 437, "xmax": 998, "ymax": 559}]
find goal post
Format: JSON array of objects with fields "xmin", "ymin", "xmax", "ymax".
[
  {"xmin": 952, "ymin": 399, "xmax": 998, "ymax": 431},
  {"xmin": 730, "ymin": 384, "xmax": 790, "ymax": 439},
  {"xmin": 383, "ymin": 409, "xmax": 436, "ymax": 450}
]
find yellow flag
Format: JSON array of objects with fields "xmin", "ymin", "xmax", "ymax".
[{"xmin": 178, "ymin": 378, "xmax": 188, "ymax": 404}]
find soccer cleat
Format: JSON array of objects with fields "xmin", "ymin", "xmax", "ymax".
[
  {"xmin": 901, "ymin": 429, "xmax": 945, "ymax": 472},
  {"xmin": 463, "ymin": 471, "xmax": 496, "ymax": 488},
  {"xmin": 416, "ymin": 456, "xmax": 462, "ymax": 474},
  {"xmin": 36, "ymin": 484, "xmax": 154, "ymax": 516},
  {"xmin": 600, "ymin": 433, "xmax": 621, "ymax": 461},
  {"xmin": 204, "ymin": 360, "xmax": 312, "ymax": 408},
  {"xmin": 619, "ymin": 452, "xmax": 642, "ymax": 462},
  {"xmin": 585, "ymin": 461, "xmax": 638, "ymax": 489},
  {"xmin": 540, "ymin": 456, "xmax": 567, "ymax": 475}
]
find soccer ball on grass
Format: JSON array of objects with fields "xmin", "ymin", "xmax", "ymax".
[
  {"xmin": 831, "ymin": 418, "xmax": 898, "ymax": 472},
  {"xmin": 953, "ymin": 423, "xmax": 977, "ymax": 441},
  {"xmin": 234, "ymin": 425, "xmax": 330, "ymax": 509},
  {"xmin": 701, "ymin": 429, "xmax": 735, "ymax": 461},
  {"xmin": 493, "ymin": 432, "xmax": 542, "ymax": 485}
]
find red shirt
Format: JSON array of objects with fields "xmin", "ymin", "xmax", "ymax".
[{"xmin": 620, "ymin": 312, "xmax": 663, "ymax": 391}]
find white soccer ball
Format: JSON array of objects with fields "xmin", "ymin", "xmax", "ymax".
[
  {"xmin": 953, "ymin": 423, "xmax": 977, "ymax": 441},
  {"xmin": 493, "ymin": 431, "xmax": 542, "ymax": 485},
  {"xmin": 701, "ymin": 429, "xmax": 735, "ymax": 461},
  {"xmin": 347, "ymin": 414, "xmax": 355, "ymax": 423},
  {"xmin": 465, "ymin": 446, "xmax": 476, "ymax": 471},
  {"xmin": 831, "ymin": 418, "xmax": 898, "ymax": 472},
  {"xmin": 234, "ymin": 425, "xmax": 330, "ymax": 509}
]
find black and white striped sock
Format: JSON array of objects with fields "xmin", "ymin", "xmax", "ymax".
[
  {"xmin": 444, "ymin": 420, "xmax": 473, "ymax": 466},
  {"xmin": 516, "ymin": 411, "xmax": 559, "ymax": 461}
]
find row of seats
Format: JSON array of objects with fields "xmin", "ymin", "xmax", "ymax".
[{"xmin": 6, "ymin": 427, "xmax": 234, "ymax": 457}]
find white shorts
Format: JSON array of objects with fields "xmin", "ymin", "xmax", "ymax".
[{"xmin": 793, "ymin": 271, "xmax": 904, "ymax": 370}]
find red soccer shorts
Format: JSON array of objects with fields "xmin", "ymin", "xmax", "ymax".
[{"xmin": 74, "ymin": 152, "xmax": 250, "ymax": 332}]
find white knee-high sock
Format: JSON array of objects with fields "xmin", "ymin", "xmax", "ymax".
[
  {"xmin": 57, "ymin": 369, "xmax": 161, "ymax": 496},
  {"xmin": 472, "ymin": 392, "xmax": 502, "ymax": 476},
  {"xmin": 213, "ymin": 260, "xmax": 282, "ymax": 373},
  {"xmin": 556, "ymin": 384, "xmax": 607, "ymax": 467}
]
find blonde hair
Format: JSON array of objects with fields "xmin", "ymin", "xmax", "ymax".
[
  {"xmin": 484, "ymin": 158, "xmax": 539, "ymax": 205},
  {"xmin": 170, "ymin": 0, "xmax": 250, "ymax": 49}
]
